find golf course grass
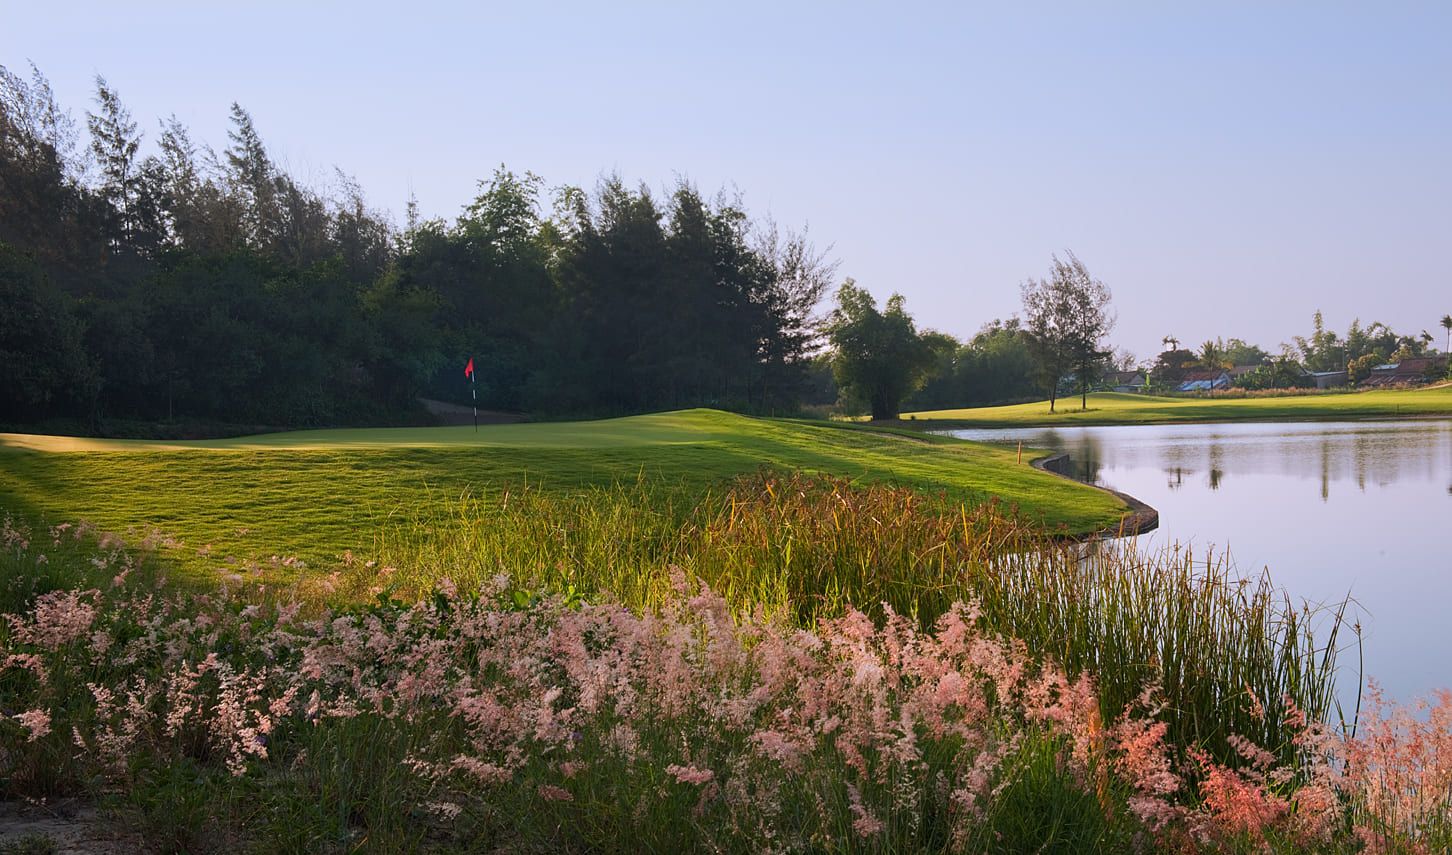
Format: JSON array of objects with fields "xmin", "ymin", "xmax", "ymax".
[
  {"xmin": 903, "ymin": 385, "xmax": 1452, "ymax": 427},
  {"xmin": 0, "ymin": 408, "xmax": 1127, "ymax": 576}
]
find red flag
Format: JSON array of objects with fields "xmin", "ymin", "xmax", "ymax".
[{"xmin": 465, "ymin": 357, "xmax": 475, "ymax": 378}]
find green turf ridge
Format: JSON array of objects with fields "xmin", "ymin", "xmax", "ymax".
[
  {"xmin": 902, "ymin": 386, "xmax": 1452, "ymax": 427},
  {"xmin": 0, "ymin": 409, "xmax": 1129, "ymax": 574}
]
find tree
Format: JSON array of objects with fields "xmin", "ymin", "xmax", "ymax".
[
  {"xmin": 1021, "ymin": 252, "xmax": 1114, "ymax": 412},
  {"xmin": 0, "ymin": 243, "xmax": 89, "ymax": 420},
  {"xmin": 826, "ymin": 280, "xmax": 937, "ymax": 420},
  {"xmin": 1150, "ymin": 348, "xmax": 1199, "ymax": 388},
  {"xmin": 1348, "ymin": 353, "xmax": 1380, "ymax": 385},
  {"xmin": 1295, "ymin": 311, "xmax": 1344, "ymax": 372},
  {"xmin": 1222, "ymin": 338, "xmax": 1268, "ymax": 367},
  {"xmin": 1199, "ymin": 339, "xmax": 1230, "ymax": 370},
  {"xmin": 224, "ymin": 103, "xmax": 279, "ymax": 251},
  {"xmin": 86, "ymin": 76, "xmax": 146, "ymax": 250},
  {"xmin": 1441, "ymin": 314, "xmax": 1451, "ymax": 354},
  {"xmin": 907, "ymin": 318, "xmax": 1040, "ymax": 410}
]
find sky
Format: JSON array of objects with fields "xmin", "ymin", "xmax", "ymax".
[{"xmin": 5, "ymin": 2, "xmax": 1450, "ymax": 359}]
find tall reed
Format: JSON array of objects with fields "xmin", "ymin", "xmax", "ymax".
[{"xmin": 362, "ymin": 472, "xmax": 1347, "ymax": 760}]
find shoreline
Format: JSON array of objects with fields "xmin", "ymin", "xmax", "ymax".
[
  {"xmin": 899, "ymin": 410, "xmax": 1452, "ymax": 431},
  {"xmin": 1031, "ymin": 452, "xmax": 1160, "ymax": 539}
]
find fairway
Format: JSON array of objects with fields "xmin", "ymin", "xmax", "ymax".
[
  {"xmin": 0, "ymin": 409, "xmax": 1127, "ymax": 574},
  {"xmin": 904, "ymin": 386, "xmax": 1452, "ymax": 427}
]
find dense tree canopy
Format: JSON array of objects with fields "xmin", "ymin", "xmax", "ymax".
[
  {"xmin": 0, "ymin": 64, "xmax": 833, "ymax": 430},
  {"xmin": 825, "ymin": 281, "xmax": 942, "ymax": 420},
  {"xmin": 906, "ymin": 319, "xmax": 1039, "ymax": 410}
]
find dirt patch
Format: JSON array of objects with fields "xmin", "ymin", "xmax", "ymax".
[{"xmin": 0, "ymin": 801, "xmax": 143, "ymax": 855}]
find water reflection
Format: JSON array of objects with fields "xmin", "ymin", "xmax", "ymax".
[
  {"xmin": 980, "ymin": 420, "xmax": 1452, "ymax": 501},
  {"xmin": 939, "ymin": 420, "xmax": 1452, "ymax": 701}
]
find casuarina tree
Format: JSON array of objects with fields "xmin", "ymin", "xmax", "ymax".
[{"xmin": 1020, "ymin": 252, "xmax": 1114, "ymax": 412}]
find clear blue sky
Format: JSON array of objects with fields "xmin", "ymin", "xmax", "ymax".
[{"xmin": 5, "ymin": 2, "xmax": 1450, "ymax": 358}]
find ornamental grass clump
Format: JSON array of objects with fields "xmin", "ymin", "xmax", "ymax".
[{"xmin": 2, "ymin": 525, "xmax": 1449, "ymax": 851}]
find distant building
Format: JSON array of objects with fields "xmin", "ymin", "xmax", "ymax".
[
  {"xmin": 1307, "ymin": 370, "xmax": 1348, "ymax": 389},
  {"xmin": 1176, "ymin": 370, "xmax": 1232, "ymax": 392},
  {"xmin": 1359, "ymin": 356, "xmax": 1449, "ymax": 388},
  {"xmin": 1103, "ymin": 370, "xmax": 1147, "ymax": 393}
]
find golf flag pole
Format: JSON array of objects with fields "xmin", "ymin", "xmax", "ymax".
[{"xmin": 465, "ymin": 357, "xmax": 477, "ymax": 432}]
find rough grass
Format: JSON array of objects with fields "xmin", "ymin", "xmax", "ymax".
[
  {"xmin": 0, "ymin": 409, "xmax": 1128, "ymax": 577},
  {"xmin": 904, "ymin": 386, "xmax": 1452, "ymax": 427}
]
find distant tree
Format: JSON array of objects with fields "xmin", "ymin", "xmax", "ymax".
[
  {"xmin": 1295, "ymin": 311, "xmax": 1344, "ymax": 372},
  {"xmin": 1344, "ymin": 320, "xmax": 1371, "ymax": 363},
  {"xmin": 1021, "ymin": 252, "xmax": 1113, "ymax": 412},
  {"xmin": 1441, "ymin": 315, "xmax": 1452, "ymax": 353},
  {"xmin": 907, "ymin": 318, "xmax": 1040, "ymax": 410},
  {"xmin": 224, "ymin": 104, "xmax": 281, "ymax": 251},
  {"xmin": 1198, "ymin": 339, "xmax": 1230, "ymax": 370},
  {"xmin": 826, "ymin": 280, "xmax": 938, "ymax": 420},
  {"xmin": 1391, "ymin": 338, "xmax": 1425, "ymax": 362},
  {"xmin": 86, "ymin": 76, "xmax": 142, "ymax": 249},
  {"xmin": 1222, "ymin": 338, "xmax": 1268, "ymax": 367},
  {"xmin": 1348, "ymin": 353, "xmax": 1380, "ymax": 385},
  {"xmin": 1150, "ymin": 348, "xmax": 1199, "ymax": 388}
]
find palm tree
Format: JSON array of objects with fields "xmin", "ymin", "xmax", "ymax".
[
  {"xmin": 1441, "ymin": 314, "xmax": 1451, "ymax": 354},
  {"xmin": 1199, "ymin": 339, "xmax": 1229, "ymax": 369},
  {"xmin": 1161, "ymin": 334, "xmax": 1180, "ymax": 352}
]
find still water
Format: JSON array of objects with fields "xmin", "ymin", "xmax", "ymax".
[{"xmin": 941, "ymin": 420, "xmax": 1452, "ymax": 703}]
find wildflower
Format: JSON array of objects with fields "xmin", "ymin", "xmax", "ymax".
[
  {"xmin": 451, "ymin": 755, "xmax": 513, "ymax": 784},
  {"xmin": 666, "ymin": 764, "xmax": 715, "ymax": 785},
  {"xmin": 14, "ymin": 709, "xmax": 51, "ymax": 742},
  {"xmin": 6, "ymin": 589, "xmax": 98, "ymax": 650},
  {"xmin": 846, "ymin": 784, "xmax": 884, "ymax": 837},
  {"xmin": 751, "ymin": 730, "xmax": 804, "ymax": 770},
  {"xmin": 1190, "ymin": 747, "xmax": 1287, "ymax": 842},
  {"xmin": 538, "ymin": 784, "xmax": 573, "ymax": 802}
]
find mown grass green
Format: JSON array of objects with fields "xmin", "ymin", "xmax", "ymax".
[
  {"xmin": 0, "ymin": 409, "xmax": 1128, "ymax": 575},
  {"xmin": 904, "ymin": 386, "xmax": 1452, "ymax": 427}
]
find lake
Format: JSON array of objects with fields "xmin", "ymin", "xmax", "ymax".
[{"xmin": 940, "ymin": 419, "xmax": 1452, "ymax": 705}]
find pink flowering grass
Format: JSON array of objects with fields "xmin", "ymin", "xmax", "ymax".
[
  {"xmin": 1, "ymin": 525, "xmax": 1446, "ymax": 852},
  {"xmin": 364, "ymin": 473, "xmax": 1348, "ymax": 763}
]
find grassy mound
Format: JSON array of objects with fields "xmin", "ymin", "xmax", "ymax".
[
  {"xmin": 905, "ymin": 386, "xmax": 1452, "ymax": 427},
  {"xmin": 0, "ymin": 409, "xmax": 1128, "ymax": 575}
]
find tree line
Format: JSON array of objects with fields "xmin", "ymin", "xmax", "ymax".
[
  {"xmin": 824, "ymin": 254, "xmax": 1116, "ymax": 418},
  {"xmin": 824, "ymin": 259, "xmax": 1448, "ymax": 420},
  {"xmin": 4, "ymin": 63, "xmax": 1444, "ymax": 432},
  {"xmin": 0, "ymin": 64, "xmax": 832, "ymax": 431}
]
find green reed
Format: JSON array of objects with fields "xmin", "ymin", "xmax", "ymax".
[{"xmin": 364, "ymin": 472, "xmax": 1348, "ymax": 761}]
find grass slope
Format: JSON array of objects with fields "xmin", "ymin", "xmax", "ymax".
[
  {"xmin": 0, "ymin": 409, "xmax": 1126, "ymax": 574},
  {"xmin": 905, "ymin": 386, "xmax": 1452, "ymax": 427}
]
